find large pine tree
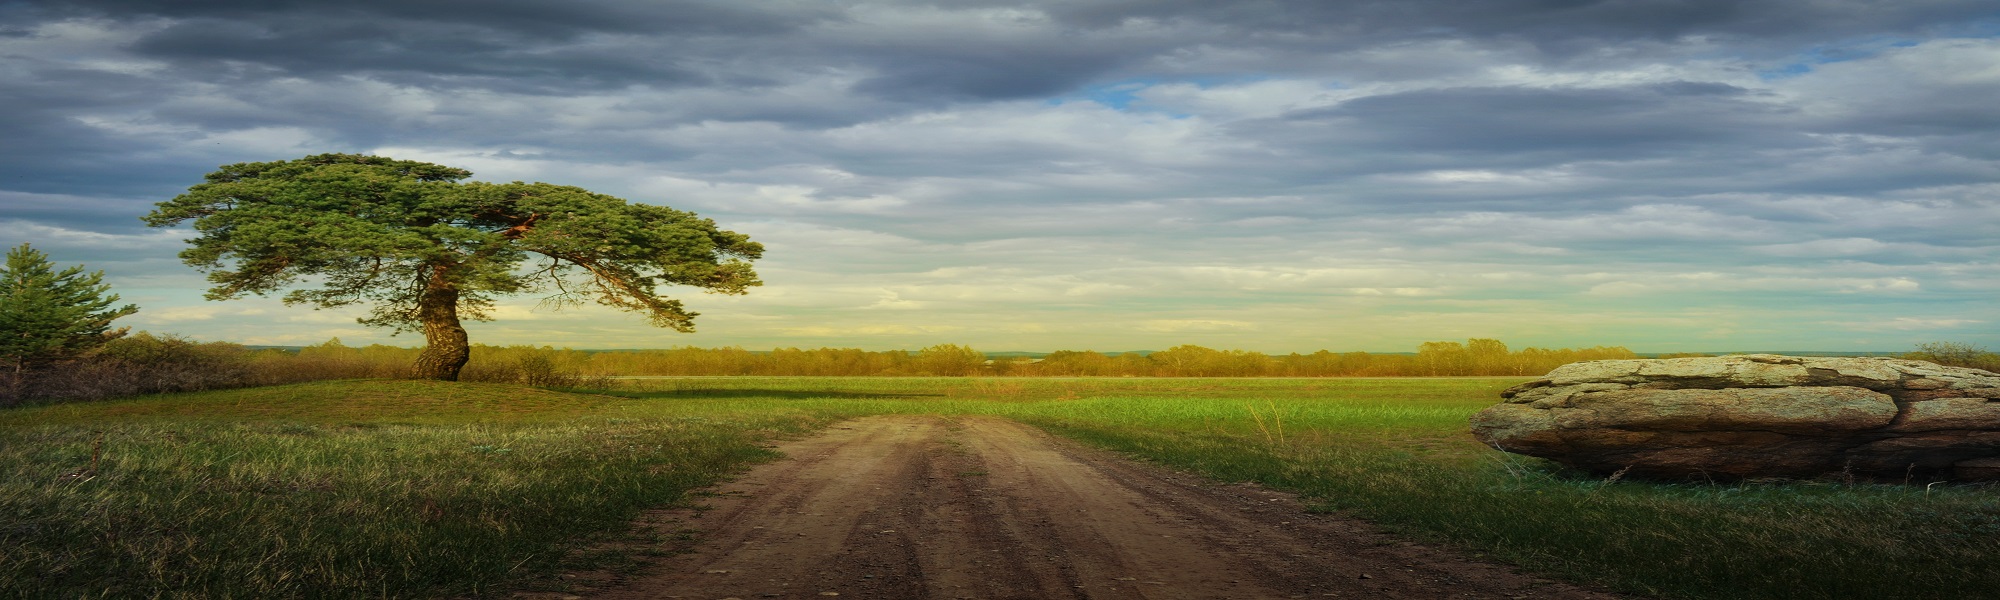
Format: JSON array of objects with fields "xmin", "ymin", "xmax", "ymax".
[
  {"xmin": 0, "ymin": 244, "xmax": 139, "ymax": 373},
  {"xmin": 145, "ymin": 154, "xmax": 762, "ymax": 381}
]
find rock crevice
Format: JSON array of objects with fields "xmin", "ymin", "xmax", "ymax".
[{"xmin": 1470, "ymin": 355, "xmax": 2000, "ymax": 481}]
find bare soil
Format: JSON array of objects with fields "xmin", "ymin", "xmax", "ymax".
[{"xmin": 539, "ymin": 415, "xmax": 1621, "ymax": 599}]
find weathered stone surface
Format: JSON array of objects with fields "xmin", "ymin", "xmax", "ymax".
[
  {"xmin": 1953, "ymin": 457, "xmax": 2000, "ymax": 480},
  {"xmin": 1843, "ymin": 432, "xmax": 2000, "ymax": 474},
  {"xmin": 1890, "ymin": 399, "xmax": 2000, "ymax": 432},
  {"xmin": 1558, "ymin": 387, "xmax": 1897, "ymax": 433},
  {"xmin": 1473, "ymin": 355, "xmax": 2000, "ymax": 481}
]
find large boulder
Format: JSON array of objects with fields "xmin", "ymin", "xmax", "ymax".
[{"xmin": 1470, "ymin": 355, "xmax": 2000, "ymax": 481}]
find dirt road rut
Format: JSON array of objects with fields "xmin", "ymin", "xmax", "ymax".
[{"xmin": 586, "ymin": 415, "xmax": 1617, "ymax": 599}]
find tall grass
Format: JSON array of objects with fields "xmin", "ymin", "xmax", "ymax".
[{"xmin": 0, "ymin": 381, "xmax": 827, "ymax": 599}]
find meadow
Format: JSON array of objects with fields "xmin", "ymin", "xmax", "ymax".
[{"xmin": 2, "ymin": 377, "xmax": 1996, "ymax": 599}]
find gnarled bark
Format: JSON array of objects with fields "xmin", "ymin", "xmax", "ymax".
[{"xmin": 410, "ymin": 266, "xmax": 469, "ymax": 381}]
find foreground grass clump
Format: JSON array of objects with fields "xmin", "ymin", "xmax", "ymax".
[{"xmin": 0, "ymin": 380, "xmax": 834, "ymax": 599}]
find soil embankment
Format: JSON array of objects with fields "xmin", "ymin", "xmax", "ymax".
[{"xmin": 566, "ymin": 415, "xmax": 1617, "ymax": 599}]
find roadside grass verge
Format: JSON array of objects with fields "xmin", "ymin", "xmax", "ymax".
[
  {"xmin": 955, "ymin": 384, "xmax": 2000, "ymax": 600},
  {"xmin": 0, "ymin": 380, "xmax": 833, "ymax": 599},
  {"xmin": 1021, "ymin": 420, "xmax": 2000, "ymax": 600}
]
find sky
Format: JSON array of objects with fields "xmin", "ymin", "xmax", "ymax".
[{"xmin": 2, "ymin": 0, "xmax": 1997, "ymax": 353}]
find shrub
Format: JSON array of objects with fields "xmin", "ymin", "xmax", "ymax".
[
  {"xmin": 1904, "ymin": 341, "xmax": 2000, "ymax": 372},
  {"xmin": 912, "ymin": 344, "xmax": 986, "ymax": 376},
  {"xmin": 1, "ymin": 333, "xmax": 254, "ymax": 404}
]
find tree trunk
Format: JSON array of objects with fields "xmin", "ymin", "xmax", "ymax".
[{"xmin": 411, "ymin": 266, "xmax": 470, "ymax": 381}]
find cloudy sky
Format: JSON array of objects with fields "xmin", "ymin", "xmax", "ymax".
[{"xmin": 3, "ymin": 0, "xmax": 1997, "ymax": 353}]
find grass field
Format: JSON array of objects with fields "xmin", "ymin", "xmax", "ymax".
[{"xmin": 3, "ymin": 377, "xmax": 1996, "ymax": 599}]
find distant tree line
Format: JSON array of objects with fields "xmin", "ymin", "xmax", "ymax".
[
  {"xmin": 173, "ymin": 338, "xmax": 1638, "ymax": 379},
  {"xmin": 9, "ymin": 326, "xmax": 1995, "ymax": 407},
  {"xmin": 567, "ymin": 339, "xmax": 1640, "ymax": 377},
  {"xmin": 987, "ymin": 340, "xmax": 1648, "ymax": 377},
  {"xmin": 2, "ymin": 335, "xmax": 1646, "ymax": 404}
]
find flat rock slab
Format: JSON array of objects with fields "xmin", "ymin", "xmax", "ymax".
[
  {"xmin": 556, "ymin": 415, "xmax": 1618, "ymax": 600},
  {"xmin": 1473, "ymin": 355, "xmax": 2000, "ymax": 481}
]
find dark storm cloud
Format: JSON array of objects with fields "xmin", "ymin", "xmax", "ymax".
[
  {"xmin": 10, "ymin": 0, "xmax": 840, "ymax": 102},
  {"xmin": 1274, "ymin": 82, "xmax": 1804, "ymax": 161},
  {"xmin": 1043, "ymin": 0, "xmax": 1999, "ymax": 50},
  {"xmin": 16, "ymin": 0, "xmax": 1976, "ymax": 106},
  {"xmin": 852, "ymin": 44, "xmax": 1130, "ymax": 101},
  {"xmin": 23, "ymin": 0, "xmax": 831, "ymax": 38},
  {"xmin": 0, "ymin": 66, "xmax": 213, "ymax": 208},
  {"xmin": 0, "ymin": 193, "xmax": 165, "ymax": 233},
  {"xmin": 7, "ymin": 0, "xmax": 1994, "ymax": 109},
  {"xmin": 129, "ymin": 17, "xmax": 712, "ymax": 93}
]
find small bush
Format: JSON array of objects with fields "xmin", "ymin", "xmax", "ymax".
[
  {"xmin": 911, "ymin": 344, "xmax": 986, "ymax": 376},
  {"xmin": 459, "ymin": 346, "xmax": 612, "ymax": 390},
  {"xmin": 2, "ymin": 333, "xmax": 259, "ymax": 405},
  {"xmin": 1904, "ymin": 341, "xmax": 2000, "ymax": 372}
]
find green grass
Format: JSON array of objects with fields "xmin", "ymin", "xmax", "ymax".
[
  {"xmin": 611, "ymin": 377, "xmax": 2000, "ymax": 600},
  {"xmin": 0, "ymin": 381, "xmax": 830, "ymax": 599},
  {"xmin": 997, "ymin": 405, "xmax": 2000, "ymax": 600},
  {"xmin": 3, "ymin": 377, "xmax": 1997, "ymax": 599}
]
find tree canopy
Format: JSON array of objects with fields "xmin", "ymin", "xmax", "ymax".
[
  {"xmin": 0, "ymin": 243, "xmax": 138, "ymax": 374},
  {"xmin": 144, "ymin": 153, "xmax": 763, "ymax": 380}
]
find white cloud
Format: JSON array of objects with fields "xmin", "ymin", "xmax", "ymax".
[
  {"xmin": 778, "ymin": 324, "xmax": 965, "ymax": 337},
  {"xmin": 1777, "ymin": 38, "xmax": 2000, "ymax": 119},
  {"xmin": 1581, "ymin": 274, "xmax": 1924, "ymax": 296},
  {"xmin": 186, "ymin": 126, "xmax": 322, "ymax": 156},
  {"xmin": 1840, "ymin": 317, "xmax": 1986, "ymax": 332},
  {"xmin": 130, "ymin": 305, "xmax": 226, "ymax": 323},
  {"xmin": 1131, "ymin": 79, "xmax": 1340, "ymax": 119},
  {"xmin": 0, "ymin": 219, "xmax": 185, "ymax": 250},
  {"xmin": 1752, "ymin": 238, "xmax": 1893, "ymax": 257},
  {"xmin": 1138, "ymin": 319, "xmax": 1257, "ymax": 333}
]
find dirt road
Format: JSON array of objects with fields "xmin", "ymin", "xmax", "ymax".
[{"xmin": 579, "ymin": 415, "xmax": 1618, "ymax": 599}]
